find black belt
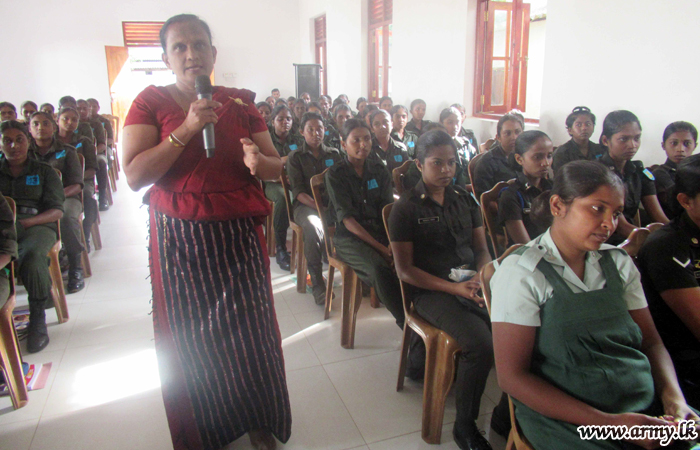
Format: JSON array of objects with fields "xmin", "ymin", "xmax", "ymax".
[{"xmin": 17, "ymin": 206, "xmax": 38, "ymax": 216}]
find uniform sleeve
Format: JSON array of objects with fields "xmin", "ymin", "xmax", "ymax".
[
  {"xmin": 552, "ymin": 145, "xmax": 572, "ymax": 173},
  {"xmin": 62, "ymin": 150, "xmax": 84, "ymax": 189},
  {"xmin": 326, "ymin": 168, "xmax": 358, "ymax": 223},
  {"xmin": 612, "ymin": 249, "xmax": 648, "ymax": 310},
  {"xmin": 41, "ymin": 167, "xmax": 66, "ymax": 213},
  {"xmin": 470, "ymin": 195, "xmax": 484, "ymax": 228},
  {"xmin": 0, "ymin": 194, "xmax": 17, "ymax": 260},
  {"xmin": 639, "ymin": 165, "xmax": 657, "ymax": 197},
  {"xmin": 388, "ymin": 198, "xmax": 416, "ymax": 242},
  {"xmin": 498, "ymin": 187, "xmax": 524, "ymax": 224},
  {"xmin": 287, "ymin": 151, "xmax": 307, "ymax": 200},
  {"xmin": 474, "ymin": 154, "xmax": 496, "ymax": 196},
  {"xmin": 79, "ymin": 138, "xmax": 98, "ymax": 175},
  {"xmin": 103, "ymin": 118, "xmax": 114, "ymax": 140},
  {"xmin": 490, "ymin": 254, "xmax": 544, "ymax": 326},
  {"xmin": 638, "ymin": 236, "xmax": 698, "ymax": 294},
  {"xmin": 380, "ymin": 167, "xmax": 394, "ymax": 207},
  {"xmin": 92, "ymin": 120, "xmax": 106, "ymax": 146}
]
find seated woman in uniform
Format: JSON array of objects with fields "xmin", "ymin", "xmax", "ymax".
[
  {"xmin": 653, "ymin": 121, "xmax": 697, "ymax": 219},
  {"xmin": 389, "ymin": 129, "xmax": 494, "ymax": 450},
  {"xmin": 598, "ymin": 110, "xmax": 669, "ymax": 245},
  {"xmin": 266, "ymin": 104, "xmax": 302, "ymax": 271},
  {"xmin": 326, "ymin": 104, "xmax": 353, "ymax": 152},
  {"xmin": 406, "ymin": 99, "xmax": 430, "ymax": 136},
  {"xmin": 473, "ymin": 113, "xmax": 523, "ymax": 198},
  {"xmin": 498, "ymin": 130, "xmax": 554, "ymax": 246},
  {"xmin": 0, "ymin": 102, "xmax": 18, "ymax": 121},
  {"xmin": 0, "ymin": 120, "xmax": 64, "ymax": 353},
  {"xmin": 363, "ymin": 105, "xmax": 379, "ymax": 128},
  {"xmin": 440, "ymin": 107, "xmax": 477, "ymax": 164},
  {"xmin": 379, "ymin": 96, "xmax": 393, "ymax": 112},
  {"xmin": 389, "ymin": 105, "xmax": 418, "ymax": 158},
  {"xmin": 451, "ymin": 103, "xmax": 478, "ymax": 148},
  {"xmin": 356, "ymin": 97, "xmax": 368, "ymax": 119},
  {"xmin": 29, "ymin": 111, "xmax": 85, "ymax": 293},
  {"xmin": 291, "ymin": 99, "xmax": 307, "ymax": 138},
  {"xmin": 0, "ymin": 191, "xmax": 16, "ymax": 307},
  {"xmin": 287, "ymin": 112, "xmax": 342, "ymax": 305},
  {"xmin": 40, "ymin": 103, "xmax": 55, "ymax": 119},
  {"xmin": 552, "ymin": 106, "xmax": 605, "ymax": 173},
  {"xmin": 492, "ymin": 160, "xmax": 698, "ymax": 449},
  {"xmin": 256, "ymin": 101, "xmax": 272, "ymax": 125},
  {"xmin": 325, "ymin": 119, "xmax": 404, "ymax": 328},
  {"xmin": 638, "ymin": 154, "xmax": 700, "ymax": 409},
  {"xmin": 55, "ymin": 107, "xmax": 99, "ymax": 252},
  {"xmin": 20, "ymin": 101, "xmax": 37, "ymax": 124},
  {"xmin": 369, "ymin": 109, "xmax": 409, "ymax": 175}
]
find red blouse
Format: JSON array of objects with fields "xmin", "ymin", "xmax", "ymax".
[{"xmin": 124, "ymin": 85, "xmax": 271, "ymax": 222}]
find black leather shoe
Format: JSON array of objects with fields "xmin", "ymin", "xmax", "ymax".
[
  {"xmin": 312, "ymin": 284, "xmax": 326, "ymax": 305},
  {"xmin": 67, "ymin": 269, "xmax": 85, "ymax": 293},
  {"xmin": 275, "ymin": 245, "xmax": 290, "ymax": 271},
  {"xmin": 27, "ymin": 302, "xmax": 50, "ymax": 353},
  {"xmin": 453, "ymin": 424, "xmax": 493, "ymax": 450}
]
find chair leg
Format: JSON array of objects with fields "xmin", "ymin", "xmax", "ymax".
[
  {"xmin": 396, "ymin": 325, "xmax": 412, "ymax": 392},
  {"xmin": 289, "ymin": 230, "xmax": 297, "ymax": 274},
  {"xmin": 91, "ymin": 221, "xmax": 102, "ymax": 251},
  {"xmin": 369, "ymin": 287, "xmax": 380, "ymax": 308},
  {"xmin": 295, "ymin": 235, "xmax": 307, "ymax": 294},
  {"xmin": 79, "ymin": 218, "xmax": 92, "ymax": 278},
  {"xmin": 1, "ymin": 318, "xmax": 29, "ymax": 409},
  {"xmin": 324, "ymin": 265, "xmax": 335, "ymax": 320},
  {"xmin": 266, "ymin": 214, "xmax": 276, "ymax": 257},
  {"xmin": 48, "ymin": 244, "xmax": 69, "ymax": 323},
  {"xmin": 106, "ymin": 180, "xmax": 114, "ymax": 206},
  {"xmin": 421, "ymin": 334, "xmax": 457, "ymax": 445},
  {"xmin": 341, "ymin": 272, "xmax": 362, "ymax": 349},
  {"xmin": 506, "ymin": 430, "xmax": 515, "ymax": 450}
]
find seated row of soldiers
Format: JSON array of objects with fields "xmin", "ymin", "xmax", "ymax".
[
  {"xmin": 0, "ymin": 98, "xmax": 116, "ymax": 354},
  {"xmin": 258, "ymin": 91, "xmax": 698, "ymax": 447}
]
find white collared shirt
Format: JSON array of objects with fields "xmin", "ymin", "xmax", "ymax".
[{"xmin": 490, "ymin": 229, "xmax": 647, "ymax": 327}]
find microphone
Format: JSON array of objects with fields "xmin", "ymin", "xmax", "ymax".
[{"xmin": 195, "ymin": 75, "xmax": 216, "ymax": 158}]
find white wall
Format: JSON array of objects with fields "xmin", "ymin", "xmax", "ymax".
[
  {"xmin": 540, "ymin": 0, "xmax": 700, "ymax": 165},
  {"xmin": 298, "ymin": 0, "xmax": 364, "ymax": 104},
  {"xmin": 0, "ymin": 0, "xmax": 301, "ymax": 113}
]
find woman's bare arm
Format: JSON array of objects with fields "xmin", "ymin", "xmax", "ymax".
[
  {"xmin": 641, "ymin": 195, "xmax": 670, "ymax": 225},
  {"xmin": 505, "ymin": 220, "xmax": 531, "ymax": 245}
]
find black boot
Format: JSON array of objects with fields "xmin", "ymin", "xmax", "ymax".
[
  {"xmin": 453, "ymin": 422, "xmax": 493, "ymax": 450},
  {"xmin": 99, "ymin": 198, "xmax": 109, "ymax": 212},
  {"xmin": 309, "ymin": 266, "xmax": 327, "ymax": 305},
  {"xmin": 27, "ymin": 301, "xmax": 50, "ymax": 353},
  {"xmin": 275, "ymin": 243, "xmax": 290, "ymax": 271},
  {"xmin": 67, "ymin": 253, "xmax": 85, "ymax": 294},
  {"xmin": 98, "ymin": 185, "xmax": 109, "ymax": 211}
]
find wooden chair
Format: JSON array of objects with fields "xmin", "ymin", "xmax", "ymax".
[
  {"xmin": 633, "ymin": 210, "xmax": 642, "ymax": 227},
  {"xmin": 91, "ymin": 210, "xmax": 103, "ymax": 251},
  {"xmin": 479, "ymin": 243, "xmax": 534, "ymax": 450},
  {"xmin": 0, "ymin": 198, "xmax": 28, "ymax": 409},
  {"xmin": 47, "ymin": 172, "xmax": 69, "ymax": 323},
  {"xmin": 479, "ymin": 138, "xmax": 495, "ymax": 154},
  {"xmin": 646, "ymin": 222, "xmax": 664, "ymax": 233},
  {"xmin": 75, "ymin": 154, "xmax": 92, "ymax": 278},
  {"xmin": 468, "ymin": 152, "xmax": 485, "ymax": 199},
  {"xmin": 619, "ymin": 227, "xmax": 651, "ymax": 258},
  {"xmin": 382, "ymin": 202, "xmax": 461, "ymax": 445},
  {"xmin": 480, "ymin": 179, "xmax": 516, "ymax": 258},
  {"xmin": 265, "ymin": 197, "xmax": 276, "ymax": 257},
  {"xmin": 392, "ymin": 159, "xmax": 414, "ymax": 196},
  {"xmin": 102, "ymin": 113, "xmax": 121, "ymax": 176},
  {"xmin": 280, "ymin": 174, "xmax": 306, "ymax": 290},
  {"xmin": 310, "ymin": 171, "xmax": 379, "ymax": 349}
]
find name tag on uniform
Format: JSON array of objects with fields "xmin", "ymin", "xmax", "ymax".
[
  {"xmin": 75, "ymin": 143, "xmax": 83, "ymax": 149},
  {"xmin": 289, "ymin": 144, "xmax": 298, "ymax": 151},
  {"xmin": 56, "ymin": 150, "xmax": 66, "ymax": 159},
  {"xmin": 408, "ymin": 141, "xmax": 415, "ymax": 148},
  {"xmin": 643, "ymin": 168, "xmax": 655, "ymax": 180},
  {"xmin": 418, "ymin": 216, "xmax": 440, "ymax": 224},
  {"xmin": 26, "ymin": 175, "xmax": 40, "ymax": 186},
  {"xmin": 367, "ymin": 179, "xmax": 378, "ymax": 190},
  {"xmin": 394, "ymin": 155, "xmax": 403, "ymax": 162},
  {"xmin": 325, "ymin": 159, "xmax": 334, "ymax": 167}
]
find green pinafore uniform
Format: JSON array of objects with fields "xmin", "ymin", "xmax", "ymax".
[{"xmin": 513, "ymin": 248, "xmax": 655, "ymax": 449}]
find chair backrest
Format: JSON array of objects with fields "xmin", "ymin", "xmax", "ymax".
[
  {"xmin": 479, "ymin": 138, "xmax": 495, "ymax": 154},
  {"xmin": 54, "ymin": 168, "xmax": 62, "ymax": 180},
  {"xmin": 468, "ymin": 152, "xmax": 485, "ymax": 192},
  {"xmin": 646, "ymin": 222, "xmax": 664, "ymax": 233},
  {"xmin": 102, "ymin": 114, "xmax": 120, "ymax": 143},
  {"xmin": 279, "ymin": 173, "xmax": 296, "ymax": 225},
  {"xmin": 76, "ymin": 153, "xmax": 85, "ymax": 202},
  {"xmin": 382, "ymin": 202, "xmax": 413, "ymax": 318},
  {"xmin": 619, "ymin": 227, "xmax": 651, "ymax": 258},
  {"xmin": 480, "ymin": 179, "xmax": 515, "ymax": 258},
  {"xmin": 309, "ymin": 169, "xmax": 336, "ymax": 258},
  {"xmin": 392, "ymin": 159, "xmax": 414, "ymax": 196},
  {"xmin": 480, "ymin": 244, "xmax": 523, "ymax": 316}
]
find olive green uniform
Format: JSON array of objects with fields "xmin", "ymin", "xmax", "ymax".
[
  {"xmin": 369, "ymin": 137, "xmax": 410, "ymax": 176},
  {"xmin": 0, "ymin": 193, "xmax": 17, "ymax": 304},
  {"xmin": 0, "ymin": 158, "xmax": 64, "ymax": 302},
  {"xmin": 60, "ymin": 133, "xmax": 98, "ymax": 247},
  {"xmin": 390, "ymin": 130, "xmax": 418, "ymax": 158},
  {"xmin": 325, "ymin": 158, "xmax": 404, "ymax": 328},
  {"xmin": 287, "ymin": 143, "xmax": 342, "ymax": 275},
  {"xmin": 83, "ymin": 118, "xmax": 109, "ymax": 207},
  {"xmin": 266, "ymin": 131, "xmax": 302, "ymax": 246},
  {"xmin": 75, "ymin": 123, "xmax": 94, "ymax": 143},
  {"xmin": 30, "ymin": 139, "xmax": 84, "ymax": 256}
]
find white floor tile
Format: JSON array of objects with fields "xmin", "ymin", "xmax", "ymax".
[
  {"xmin": 82, "ymin": 266, "xmax": 151, "ymax": 303},
  {"xmin": 88, "ymin": 244, "xmax": 149, "ymax": 272},
  {"xmin": 0, "ymin": 419, "xmax": 38, "ymax": 450}
]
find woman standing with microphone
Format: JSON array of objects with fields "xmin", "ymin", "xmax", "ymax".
[{"xmin": 122, "ymin": 14, "xmax": 290, "ymax": 450}]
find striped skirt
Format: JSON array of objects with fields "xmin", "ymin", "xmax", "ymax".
[{"xmin": 149, "ymin": 209, "xmax": 292, "ymax": 450}]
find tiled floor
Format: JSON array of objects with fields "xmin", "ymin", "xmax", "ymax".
[{"xmin": 0, "ymin": 173, "xmax": 507, "ymax": 450}]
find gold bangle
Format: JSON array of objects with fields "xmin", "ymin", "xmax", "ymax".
[{"xmin": 169, "ymin": 133, "xmax": 185, "ymax": 148}]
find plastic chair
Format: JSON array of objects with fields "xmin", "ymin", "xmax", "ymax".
[
  {"xmin": 619, "ymin": 227, "xmax": 651, "ymax": 258},
  {"xmin": 280, "ymin": 174, "xmax": 306, "ymax": 289},
  {"xmin": 479, "ymin": 243, "xmax": 534, "ymax": 450},
  {"xmin": 479, "ymin": 138, "xmax": 495, "ymax": 154},
  {"xmin": 0, "ymin": 198, "xmax": 28, "ymax": 410},
  {"xmin": 646, "ymin": 222, "xmax": 664, "ymax": 233},
  {"xmin": 480, "ymin": 179, "xmax": 516, "ymax": 258},
  {"xmin": 310, "ymin": 171, "xmax": 379, "ymax": 349},
  {"xmin": 265, "ymin": 198, "xmax": 276, "ymax": 257},
  {"xmin": 468, "ymin": 152, "xmax": 485, "ymax": 198},
  {"xmin": 382, "ymin": 202, "xmax": 461, "ymax": 445},
  {"xmin": 75, "ymin": 154, "xmax": 92, "ymax": 278},
  {"xmin": 48, "ymin": 172, "xmax": 69, "ymax": 323},
  {"xmin": 392, "ymin": 159, "xmax": 414, "ymax": 196}
]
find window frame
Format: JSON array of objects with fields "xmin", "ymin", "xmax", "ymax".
[
  {"xmin": 122, "ymin": 21, "xmax": 164, "ymax": 48},
  {"xmin": 314, "ymin": 15, "xmax": 328, "ymax": 96},
  {"xmin": 368, "ymin": 0, "xmax": 392, "ymax": 102}
]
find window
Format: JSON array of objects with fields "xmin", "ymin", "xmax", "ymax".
[
  {"xmin": 122, "ymin": 22, "xmax": 164, "ymax": 47},
  {"xmin": 314, "ymin": 15, "xmax": 328, "ymax": 96},
  {"xmin": 368, "ymin": 0, "xmax": 392, "ymax": 102},
  {"xmin": 474, "ymin": 1, "xmax": 531, "ymax": 116}
]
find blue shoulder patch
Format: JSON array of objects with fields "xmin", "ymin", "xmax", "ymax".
[
  {"xmin": 55, "ymin": 150, "xmax": 66, "ymax": 159},
  {"xmin": 75, "ymin": 142, "xmax": 83, "ymax": 149},
  {"xmin": 325, "ymin": 159, "xmax": 335, "ymax": 167},
  {"xmin": 367, "ymin": 179, "xmax": 379, "ymax": 190},
  {"xmin": 394, "ymin": 155, "xmax": 403, "ymax": 162},
  {"xmin": 289, "ymin": 144, "xmax": 298, "ymax": 151},
  {"xmin": 643, "ymin": 168, "xmax": 655, "ymax": 180},
  {"xmin": 325, "ymin": 131, "xmax": 330, "ymax": 136},
  {"xmin": 26, "ymin": 175, "xmax": 40, "ymax": 186},
  {"xmin": 408, "ymin": 141, "xmax": 415, "ymax": 148}
]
